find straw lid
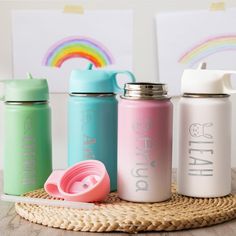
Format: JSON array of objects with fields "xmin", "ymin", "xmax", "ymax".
[
  {"xmin": 69, "ymin": 63, "xmax": 135, "ymax": 94},
  {"xmin": 181, "ymin": 62, "xmax": 236, "ymax": 95},
  {"xmin": 1, "ymin": 74, "xmax": 49, "ymax": 102}
]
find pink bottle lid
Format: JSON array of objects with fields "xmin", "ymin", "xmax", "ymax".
[{"xmin": 44, "ymin": 160, "xmax": 110, "ymax": 202}]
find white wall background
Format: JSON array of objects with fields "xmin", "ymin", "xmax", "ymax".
[{"xmin": 1, "ymin": 0, "xmax": 236, "ymax": 169}]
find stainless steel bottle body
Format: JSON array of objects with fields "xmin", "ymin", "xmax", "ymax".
[
  {"xmin": 3, "ymin": 102, "xmax": 52, "ymax": 195},
  {"xmin": 68, "ymin": 94, "xmax": 118, "ymax": 191},
  {"xmin": 118, "ymin": 83, "xmax": 173, "ymax": 202},
  {"xmin": 178, "ymin": 95, "xmax": 231, "ymax": 197}
]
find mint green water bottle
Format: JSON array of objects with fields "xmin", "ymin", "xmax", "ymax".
[{"xmin": 3, "ymin": 76, "xmax": 52, "ymax": 195}]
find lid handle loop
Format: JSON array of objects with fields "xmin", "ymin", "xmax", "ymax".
[
  {"xmin": 222, "ymin": 73, "xmax": 236, "ymax": 94},
  {"xmin": 112, "ymin": 71, "xmax": 136, "ymax": 93}
]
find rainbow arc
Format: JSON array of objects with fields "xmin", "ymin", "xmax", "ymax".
[
  {"xmin": 178, "ymin": 35, "xmax": 236, "ymax": 66},
  {"xmin": 43, "ymin": 36, "xmax": 114, "ymax": 68}
]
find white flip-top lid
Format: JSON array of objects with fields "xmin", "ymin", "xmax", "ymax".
[{"xmin": 181, "ymin": 62, "xmax": 236, "ymax": 95}]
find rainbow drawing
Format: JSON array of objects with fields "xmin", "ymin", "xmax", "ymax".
[
  {"xmin": 178, "ymin": 34, "xmax": 236, "ymax": 66},
  {"xmin": 43, "ymin": 36, "xmax": 114, "ymax": 68}
]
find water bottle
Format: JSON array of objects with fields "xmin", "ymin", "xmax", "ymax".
[
  {"xmin": 178, "ymin": 63, "xmax": 236, "ymax": 197},
  {"xmin": 3, "ymin": 75, "xmax": 52, "ymax": 195},
  {"xmin": 68, "ymin": 64, "xmax": 135, "ymax": 191},
  {"xmin": 118, "ymin": 83, "xmax": 173, "ymax": 202}
]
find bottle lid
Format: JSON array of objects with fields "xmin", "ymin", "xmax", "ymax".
[
  {"xmin": 181, "ymin": 62, "xmax": 236, "ymax": 95},
  {"xmin": 3, "ymin": 74, "xmax": 49, "ymax": 102},
  {"xmin": 122, "ymin": 82, "xmax": 169, "ymax": 99},
  {"xmin": 69, "ymin": 63, "xmax": 135, "ymax": 94},
  {"xmin": 44, "ymin": 160, "xmax": 110, "ymax": 203}
]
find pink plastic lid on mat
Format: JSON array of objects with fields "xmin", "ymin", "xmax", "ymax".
[{"xmin": 44, "ymin": 160, "xmax": 110, "ymax": 202}]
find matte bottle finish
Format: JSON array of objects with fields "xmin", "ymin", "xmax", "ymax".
[
  {"xmin": 178, "ymin": 97, "xmax": 231, "ymax": 197},
  {"xmin": 4, "ymin": 103, "xmax": 52, "ymax": 195},
  {"xmin": 118, "ymin": 98, "xmax": 173, "ymax": 202},
  {"xmin": 68, "ymin": 95, "xmax": 117, "ymax": 191}
]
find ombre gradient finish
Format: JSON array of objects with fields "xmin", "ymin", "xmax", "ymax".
[{"xmin": 118, "ymin": 99, "xmax": 173, "ymax": 202}]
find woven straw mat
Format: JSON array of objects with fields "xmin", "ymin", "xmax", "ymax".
[{"xmin": 15, "ymin": 186, "xmax": 236, "ymax": 233}]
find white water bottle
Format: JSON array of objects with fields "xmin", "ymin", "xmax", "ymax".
[{"xmin": 177, "ymin": 63, "xmax": 236, "ymax": 197}]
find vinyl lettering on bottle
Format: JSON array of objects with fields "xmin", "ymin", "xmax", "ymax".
[
  {"xmin": 188, "ymin": 123, "xmax": 214, "ymax": 176},
  {"xmin": 131, "ymin": 118, "xmax": 157, "ymax": 192},
  {"xmin": 81, "ymin": 110, "xmax": 96, "ymax": 159},
  {"xmin": 22, "ymin": 115, "xmax": 36, "ymax": 186}
]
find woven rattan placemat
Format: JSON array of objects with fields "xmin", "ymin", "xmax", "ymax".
[{"xmin": 15, "ymin": 186, "xmax": 236, "ymax": 233}]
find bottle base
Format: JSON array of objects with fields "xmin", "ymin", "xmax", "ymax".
[
  {"xmin": 177, "ymin": 191, "xmax": 231, "ymax": 198},
  {"xmin": 118, "ymin": 194, "xmax": 171, "ymax": 203}
]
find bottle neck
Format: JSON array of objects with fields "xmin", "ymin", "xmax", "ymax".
[
  {"xmin": 122, "ymin": 83, "xmax": 169, "ymax": 100},
  {"xmin": 183, "ymin": 93, "xmax": 230, "ymax": 98},
  {"xmin": 5, "ymin": 101, "xmax": 48, "ymax": 105},
  {"xmin": 69, "ymin": 93, "xmax": 115, "ymax": 97}
]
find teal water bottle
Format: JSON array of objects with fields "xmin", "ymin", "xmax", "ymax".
[
  {"xmin": 68, "ymin": 64, "xmax": 135, "ymax": 191},
  {"xmin": 3, "ymin": 75, "xmax": 52, "ymax": 195}
]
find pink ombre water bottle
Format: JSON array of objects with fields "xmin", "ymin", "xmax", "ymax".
[{"xmin": 118, "ymin": 83, "xmax": 173, "ymax": 202}]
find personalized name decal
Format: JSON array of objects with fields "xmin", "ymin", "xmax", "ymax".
[
  {"xmin": 131, "ymin": 118, "xmax": 156, "ymax": 192},
  {"xmin": 22, "ymin": 115, "xmax": 36, "ymax": 186},
  {"xmin": 188, "ymin": 123, "xmax": 214, "ymax": 176},
  {"xmin": 82, "ymin": 110, "xmax": 96, "ymax": 159}
]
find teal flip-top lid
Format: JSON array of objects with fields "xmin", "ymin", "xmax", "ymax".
[
  {"xmin": 4, "ymin": 74, "xmax": 49, "ymax": 102},
  {"xmin": 69, "ymin": 63, "xmax": 136, "ymax": 94}
]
